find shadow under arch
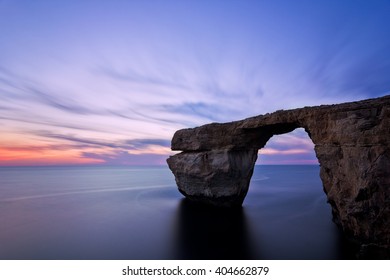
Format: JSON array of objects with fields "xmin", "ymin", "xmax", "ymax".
[
  {"xmin": 172, "ymin": 198, "xmax": 258, "ymax": 259},
  {"xmin": 172, "ymin": 178, "xmax": 357, "ymax": 259}
]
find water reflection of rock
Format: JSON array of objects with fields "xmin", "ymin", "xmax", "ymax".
[{"xmin": 173, "ymin": 199, "xmax": 257, "ymax": 259}]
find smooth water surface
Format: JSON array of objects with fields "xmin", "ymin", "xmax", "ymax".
[{"xmin": 0, "ymin": 165, "xmax": 354, "ymax": 259}]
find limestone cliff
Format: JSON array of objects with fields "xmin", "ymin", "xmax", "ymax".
[{"xmin": 167, "ymin": 95, "xmax": 390, "ymax": 258}]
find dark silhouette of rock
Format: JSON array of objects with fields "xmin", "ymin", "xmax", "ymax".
[{"xmin": 167, "ymin": 95, "xmax": 390, "ymax": 257}]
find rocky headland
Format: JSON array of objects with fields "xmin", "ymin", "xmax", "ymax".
[{"xmin": 167, "ymin": 95, "xmax": 390, "ymax": 258}]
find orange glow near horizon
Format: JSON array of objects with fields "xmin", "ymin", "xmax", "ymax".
[
  {"xmin": 256, "ymin": 159, "xmax": 319, "ymax": 165},
  {"xmin": 0, "ymin": 140, "xmax": 173, "ymax": 166},
  {"xmin": 0, "ymin": 147, "xmax": 103, "ymax": 166},
  {"xmin": 259, "ymin": 148, "xmax": 310, "ymax": 155},
  {"xmin": 0, "ymin": 128, "xmax": 315, "ymax": 166}
]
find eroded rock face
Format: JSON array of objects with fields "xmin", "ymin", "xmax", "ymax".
[
  {"xmin": 167, "ymin": 149, "xmax": 258, "ymax": 207},
  {"xmin": 167, "ymin": 95, "xmax": 390, "ymax": 257}
]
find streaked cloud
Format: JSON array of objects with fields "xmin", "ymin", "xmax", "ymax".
[
  {"xmin": 260, "ymin": 148, "xmax": 310, "ymax": 155},
  {"xmin": 0, "ymin": 0, "xmax": 389, "ymax": 166},
  {"xmin": 81, "ymin": 151, "xmax": 168, "ymax": 166},
  {"xmin": 257, "ymin": 128, "xmax": 318, "ymax": 165}
]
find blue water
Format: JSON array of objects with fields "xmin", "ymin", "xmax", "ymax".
[{"xmin": 0, "ymin": 165, "xmax": 354, "ymax": 259}]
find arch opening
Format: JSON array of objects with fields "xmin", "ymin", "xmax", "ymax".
[
  {"xmin": 256, "ymin": 128, "xmax": 318, "ymax": 166},
  {"xmin": 243, "ymin": 128, "xmax": 351, "ymax": 258}
]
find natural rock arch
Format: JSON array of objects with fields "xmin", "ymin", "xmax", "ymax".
[{"xmin": 167, "ymin": 95, "xmax": 390, "ymax": 256}]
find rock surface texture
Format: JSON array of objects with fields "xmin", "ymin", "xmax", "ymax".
[{"xmin": 167, "ymin": 95, "xmax": 390, "ymax": 257}]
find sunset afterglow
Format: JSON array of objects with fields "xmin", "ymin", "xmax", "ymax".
[{"xmin": 1, "ymin": 0, "xmax": 389, "ymax": 166}]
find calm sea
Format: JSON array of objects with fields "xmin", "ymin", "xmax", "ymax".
[{"xmin": 0, "ymin": 165, "xmax": 355, "ymax": 259}]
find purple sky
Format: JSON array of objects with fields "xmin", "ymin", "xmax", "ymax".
[{"xmin": 0, "ymin": 0, "xmax": 389, "ymax": 166}]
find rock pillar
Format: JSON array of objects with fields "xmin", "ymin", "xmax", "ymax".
[{"xmin": 167, "ymin": 149, "xmax": 258, "ymax": 207}]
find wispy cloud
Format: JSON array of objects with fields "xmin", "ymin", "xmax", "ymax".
[
  {"xmin": 161, "ymin": 102, "xmax": 235, "ymax": 123},
  {"xmin": 36, "ymin": 132, "xmax": 120, "ymax": 149},
  {"xmin": 0, "ymin": 115, "xmax": 110, "ymax": 134},
  {"xmin": 1, "ymin": 143, "xmax": 90, "ymax": 152},
  {"xmin": 35, "ymin": 131, "xmax": 171, "ymax": 151},
  {"xmin": 99, "ymin": 66, "xmax": 191, "ymax": 92},
  {"xmin": 81, "ymin": 151, "xmax": 169, "ymax": 166},
  {"xmin": 0, "ymin": 70, "xmax": 102, "ymax": 115},
  {"xmin": 0, "ymin": 131, "xmax": 173, "ymax": 166},
  {"xmin": 257, "ymin": 128, "xmax": 318, "ymax": 165},
  {"xmin": 0, "ymin": 1, "xmax": 389, "ymax": 166},
  {"xmin": 125, "ymin": 139, "xmax": 171, "ymax": 149},
  {"xmin": 27, "ymin": 86, "xmax": 99, "ymax": 115}
]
